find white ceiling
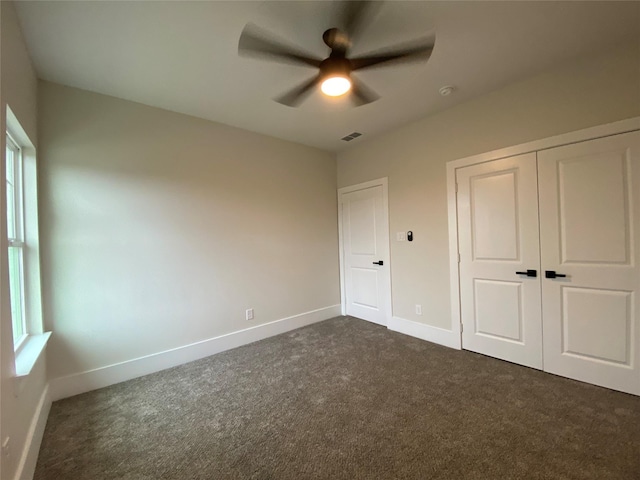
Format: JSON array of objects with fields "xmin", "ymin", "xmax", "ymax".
[{"xmin": 15, "ymin": 1, "xmax": 640, "ymax": 152}]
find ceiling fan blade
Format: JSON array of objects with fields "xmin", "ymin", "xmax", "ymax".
[
  {"xmin": 275, "ymin": 75, "xmax": 321, "ymax": 107},
  {"xmin": 351, "ymin": 40, "xmax": 435, "ymax": 71},
  {"xmin": 340, "ymin": 1, "xmax": 381, "ymax": 47},
  {"xmin": 350, "ymin": 76, "xmax": 379, "ymax": 106},
  {"xmin": 239, "ymin": 23, "xmax": 322, "ymax": 68}
]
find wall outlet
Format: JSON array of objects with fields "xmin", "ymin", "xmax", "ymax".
[
  {"xmin": 396, "ymin": 232, "xmax": 406, "ymax": 241},
  {"xmin": 415, "ymin": 304, "xmax": 422, "ymax": 315},
  {"xmin": 246, "ymin": 308, "xmax": 254, "ymax": 321}
]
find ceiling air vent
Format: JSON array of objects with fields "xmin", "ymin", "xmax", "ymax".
[{"xmin": 341, "ymin": 132, "xmax": 363, "ymax": 142}]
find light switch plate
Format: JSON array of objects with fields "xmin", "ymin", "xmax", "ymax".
[{"xmin": 397, "ymin": 232, "xmax": 406, "ymax": 241}]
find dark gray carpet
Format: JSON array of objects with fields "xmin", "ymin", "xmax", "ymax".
[{"xmin": 35, "ymin": 316, "xmax": 640, "ymax": 479}]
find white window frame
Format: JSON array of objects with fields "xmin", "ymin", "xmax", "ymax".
[
  {"xmin": 6, "ymin": 132, "xmax": 28, "ymax": 351},
  {"xmin": 5, "ymin": 106, "xmax": 50, "ymax": 379}
]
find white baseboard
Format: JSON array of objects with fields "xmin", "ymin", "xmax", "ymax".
[
  {"xmin": 50, "ymin": 305, "xmax": 341, "ymax": 401},
  {"xmin": 15, "ymin": 384, "xmax": 51, "ymax": 480},
  {"xmin": 388, "ymin": 316, "xmax": 461, "ymax": 350}
]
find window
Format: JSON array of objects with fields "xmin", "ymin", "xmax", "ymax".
[
  {"xmin": 6, "ymin": 133, "xmax": 27, "ymax": 349},
  {"xmin": 5, "ymin": 107, "xmax": 49, "ymax": 377}
]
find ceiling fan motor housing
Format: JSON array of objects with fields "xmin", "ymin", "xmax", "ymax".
[{"xmin": 320, "ymin": 56, "xmax": 352, "ymax": 79}]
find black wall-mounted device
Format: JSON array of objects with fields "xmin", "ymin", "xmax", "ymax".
[{"xmin": 407, "ymin": 231, "xmax": 413, "ymax": 242}]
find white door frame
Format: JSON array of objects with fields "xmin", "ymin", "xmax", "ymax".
[
  {"xmin": 338, "ymin": 177, "xmax": 393, "ymax": 322},
  {"xmin": 446, "ymin": 117, "xmax": 640, "ymax": 347}
]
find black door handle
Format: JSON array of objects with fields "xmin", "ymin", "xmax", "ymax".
[
  {"xmin": 545, "ymin": 270, "xmax": 566, "ymax": 279},
  {"xmin": 373, "ymin": 261, "xmax": 384, "ymax": 266},
  {"xmin": 516, "ymin": 269, "xmax": 537, "ymax": 277}
]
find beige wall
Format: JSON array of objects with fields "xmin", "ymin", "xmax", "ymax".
[
  {"xmin": 0, "ymin": 2, "xmax": 46, "ymax": 479},
  {"xmin": 38, "ymin": 82, "xmax": 340, "ymax": 380},
  {"xmin": 337, "ymin": 41, "xmax": 640, "ymax": 329}
]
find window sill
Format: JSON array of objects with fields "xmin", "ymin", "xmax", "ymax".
[{"xmin": 15, "ymin": 332, "xmax": 51, "ymax": 378}]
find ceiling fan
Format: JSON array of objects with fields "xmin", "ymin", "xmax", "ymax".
[{"xmin": 238, "ymin": 1, "xmax": 435, "ymax": 107}]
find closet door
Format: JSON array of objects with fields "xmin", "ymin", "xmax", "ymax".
[
  {"xmin": 538, "ymin": 131, "xmax": 640, "ymax": 395},
  {"xmin": 457, "ymin": 153, "xmax": 543, "ymax": 369}
]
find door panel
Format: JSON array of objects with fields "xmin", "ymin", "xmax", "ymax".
[
  {"xmin": 474, "ymin": 279, "xmax": 523, "ymax": 342},
  {"xmin": 349, "ymin": 197, "xmax": 377, "ymax": 254},
  {"xmin": 351, "ymin": 268, "xmax": 379, "ymax": 308},
  {"xmin": 341, "ymin": 184, "xmax": 391, "ymax": 325},
  {"xmin": 561, "ymin": 287, "xmax": 631, "ymax": 365},
  {"xmin": 558, "ymin": 151, "xmax": 631, "ymax": 264},
  {"xmin": 472, "ymin": 171, "xmax": 520, "ymax": 261},
  {"xmin": 539, "ymin": 131, "xmax": 640, "ymax": 395},
  {"xmin": 457, "ymin": 153, "xmax": 543, "ymax": 369}
]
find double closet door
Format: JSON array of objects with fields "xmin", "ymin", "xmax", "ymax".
[{"xmin": 457, "ymin": 131, "xmax": 640, "ymax": 395}]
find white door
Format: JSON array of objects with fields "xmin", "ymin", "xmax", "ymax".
[
  {"xmin": 457, "ymin": 153, "xmax": 543, "ymax": 369},
  {"xmin": 339, "ymin": 181, "xmax": 391, "ymax": 326},
  {"xmin": 538, "ymin": 131, "xmax": 640, "ymax": 395}
]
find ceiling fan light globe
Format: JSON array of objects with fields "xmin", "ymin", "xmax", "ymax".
[{"xmin": 321, "ymin": 76, "xmax": 351, "ymax": 97}]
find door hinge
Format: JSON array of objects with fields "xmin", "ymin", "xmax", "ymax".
[
  {"xmin": 455, "ymin": 182, "xmax": 458, "ymax": 193},
  {"xmin": 460, "ymin": 323, "xmax": 464, "ymax": 333},
  {"xmin": 457, "ymin": 253, "xmax": 461, "ymax": 263}
]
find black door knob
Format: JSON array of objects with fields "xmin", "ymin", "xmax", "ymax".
[
  {"xmin": 373, "ymin": 261, "xmax": 384, "ymax": 266},
  {"xmin": 516, "ymin": 269, "xmax": 537, "ymax": 277},
  {"xmin": 545, "ymin": 270, "xmax": 566, "ymax": 279}
]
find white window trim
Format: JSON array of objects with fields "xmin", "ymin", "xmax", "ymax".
[
  {"xmin": 6, "ymin": 106, "xmax": 50, "ymax": 378},
  {"xmin": 6, "ymin": 132, "xmax": 24, "ymax": 242},
  {"xmin": 6, "ymin": 132, "xmax": 28, "ymax": 351},
  {"xmin": 15, "ymin": 332, "xmax": 52, "ymax": 378}
]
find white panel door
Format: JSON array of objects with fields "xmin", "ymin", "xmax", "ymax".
[
  {"xmin": 457, "ymin": 153, "xmax": 543, "ymax": 369},
  {"xmin": 340, "ymin": 184, "xmax": 391, "ymax": 325},
  {"xmin": 538, "ymin": 131, "xmax": 640, "ymax": 395}
]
